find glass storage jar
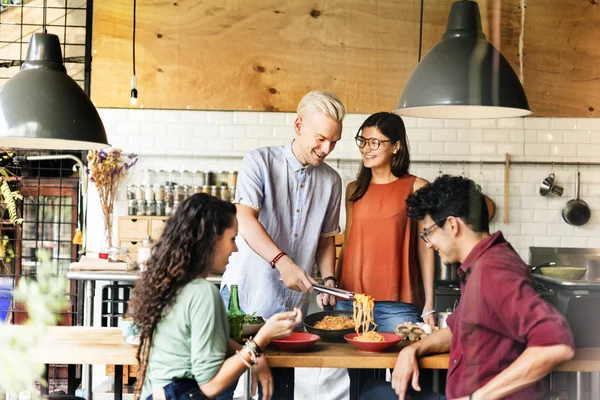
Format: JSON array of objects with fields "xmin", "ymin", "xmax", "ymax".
[{"xmin": 108, "ymin": 247, "xmax": 128, "ymax": 263}]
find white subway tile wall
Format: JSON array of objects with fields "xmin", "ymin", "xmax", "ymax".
[{"xmin": 93, "ymin": 109, "xmax": 600, "ymax": 262}]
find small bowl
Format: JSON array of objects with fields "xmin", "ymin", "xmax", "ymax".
[
  {"xmin": 344, "ymin": 332, "xmax": 402, "ymax": 353},
  {"xmin": 271, "ymin": 332, "xmax": 320, "ymax": 351},
  {"xmin": 242, "ymin": 323, "xmax": 264, "ymax": 337}
]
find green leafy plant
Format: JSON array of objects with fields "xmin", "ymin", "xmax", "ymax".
[
  {"xmin": 0, "ymin": 153, "xmax": 22, "ymax": 273},
  {"xmin": 0, "ymin": 250, "xmax": 70, "ymax": 399},
  {"xmin": 242, "ymin": 312, "xmax": 265, "ymax": 325}
]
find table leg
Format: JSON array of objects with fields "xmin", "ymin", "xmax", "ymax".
[
  {"xmin": 67, "ymin": 364, "xmax": 78, "ymax": 395},
  {"xmin": 41, "ymin": 365, "xmax": 50, "ymax": 397},
  {"xmin": 591, "ymin": 372, "xmax": 599, "ymax": 400},
  {"xmin": 83, "ymin": 280, "xmax": 95, "ymax": 400},
  {"xmin": 432, "ymin": 369, "xmax": 439, "ymax": 393},
  {"xmin": 242, "ymin": 369, "xmax": 251, "ymax": 400},
  {"xmin": 271, "ymin": 368, "xmax": 294, "ymax": 400},
  {"xmin": 576, "ymin": 372, "xmax": 582, "ymax": 400},
  {"xmin": 114, "ymin": 365, "xmax": 123, "ymax": 400}
]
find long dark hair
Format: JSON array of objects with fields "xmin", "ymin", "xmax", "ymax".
[
  {"xmin": 349, "ymin": 112, "xmax": 410, "ymax": 202},
  {"xmin": 129, "ymin": 193, "xmax": 236, "ymax": 399}
]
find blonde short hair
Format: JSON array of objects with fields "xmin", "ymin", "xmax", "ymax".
[{"xmin": 297, "ymin": 90, "xmax": 345, "ymax": 122}]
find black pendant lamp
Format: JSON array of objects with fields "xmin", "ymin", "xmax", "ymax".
[
  {"xmin": 0, "ymin": 33, "xmax": 109, "ymax": 149},
  {"xmin": 394, "ymin": 0, "xmax": 531, "ymax": 119}
]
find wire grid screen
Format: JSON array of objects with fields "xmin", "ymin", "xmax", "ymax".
[
  {"xmin": 0, "ymin": 0, "xmax": 87, "ymax": 90},
  {"xmin": 1, "ymin": 151, "xmax": 84, "ymax": 392}
]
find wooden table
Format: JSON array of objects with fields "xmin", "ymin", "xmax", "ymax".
[{"xmin": 3, "ymin": 326, "xmax": 600, "ymax": 400}]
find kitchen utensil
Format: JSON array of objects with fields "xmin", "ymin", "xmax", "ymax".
[
  {"xmin": 434, "ymin": 252, "xmax": 458, "ymax": 281},
  {"xmin": 304, "ymin": 310, "xmax": 356, "ymax": 342},
  {"xmin": 312, "ymin": 284, "xmax": 354, "ymax": 300},
  {"xmin": 562, "ymin": 170, "xmax": 591, "ymax": 226},
  {"xmin": 271, "ymin": 332, "xmax": 320, "ymax": 350},
  {"xmin": 343, "ymin": 332, "xmax": 402, "ymax": 352},
  {"xmin": 530, "ymin": 262, "xmax": 588, "ymax": 280},
  {"xmin": 539, "ymin": 173, "xmax": 564, "ymax": 197},
  {"xmin": 437, "ymin": 312, "xmax": 452, "ymax": 329},
  {"xmin": 540, "ymin": 267, "xmax": 587, "ymax": 280},
  {"xmin": 504, "ymin": 153, "xmax": 510, "ymax": 223}
]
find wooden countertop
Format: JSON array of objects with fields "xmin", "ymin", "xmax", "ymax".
[{"xmin": 2, "ymin": 326, "xmax": 598, "ymax": 372}]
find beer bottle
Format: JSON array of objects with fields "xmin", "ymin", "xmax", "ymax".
[{"xmin": 226, "ymin": 285, "xmax": 244, "ymax": 343}]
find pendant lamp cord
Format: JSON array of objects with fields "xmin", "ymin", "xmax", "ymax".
[
  {"xmin": 418, "ymin": 0, "xmax": 424, "ymax": 62},
  {"xmin": 42, "ymin": 0, "xmax": 47, "ymax": 33},
  {"xmin": 518, "ymin": 0, "xmax": 525, "ymax": 83},
  {"xmin": 130, "ymin": 0, "xmax": 138, "ymax": 105},
  {"xmin": 133, "ymin": 0, "xmax": 137, "ymax": 77}
]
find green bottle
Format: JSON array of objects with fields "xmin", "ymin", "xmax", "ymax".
[{"xmin": 226, "ymin": 285, "xmax": 244, "ymax": 343}]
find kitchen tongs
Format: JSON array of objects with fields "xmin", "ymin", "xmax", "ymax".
[{"xmin": 313, "ymin": 284, "xmax": 355, "ymax": 300}]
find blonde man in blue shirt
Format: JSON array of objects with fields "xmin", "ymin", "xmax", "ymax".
[{"xmin": 220, "ymin": 90, "xmax": 346, "ymax": 399}]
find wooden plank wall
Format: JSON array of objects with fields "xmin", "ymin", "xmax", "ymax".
[{"xmin": 90, "ymin": 0, "xmax": 599, "ymax": 117}]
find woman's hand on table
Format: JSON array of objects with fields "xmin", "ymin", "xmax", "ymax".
[
  {"xmin": 391, "ymin": 346, "xmax": 421, "ymax": 400},
  {"xmin": 422, "ymin": 312, "xmax": 436, "ymax": 326},
  {"xmin": 252, "ymin": 356, "xmax": 273, "ymax": 400}
]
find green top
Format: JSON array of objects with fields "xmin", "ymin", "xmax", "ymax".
[{"xmin": 140, "ymin": 278, "xmax": 229, "ymax": 399}]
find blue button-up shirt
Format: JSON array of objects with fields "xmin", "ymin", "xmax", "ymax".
[{"xmin": 221, "ymin": 142, "xmax": 342, "ymax": 318}]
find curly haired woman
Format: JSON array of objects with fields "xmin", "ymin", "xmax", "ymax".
[{"xmin": 129, "ymin": 193, "xmax": 302, "ymax": 400}]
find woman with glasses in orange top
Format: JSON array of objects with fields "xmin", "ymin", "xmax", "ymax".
[{"xmin": 322, "ymin": 112, "xmax": 436, "ymax": 331}]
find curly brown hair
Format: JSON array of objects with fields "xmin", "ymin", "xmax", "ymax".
[{"xmin": 129, "ymin": 193, "xmax": 236, "ymax": 399}]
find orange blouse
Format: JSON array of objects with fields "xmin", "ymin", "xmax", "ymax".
[{"xmin": 339, "ymin": 175, "xmax": 423, "ymax": 303}]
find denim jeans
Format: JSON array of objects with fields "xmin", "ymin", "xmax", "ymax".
[
  {"xmin": 360, "ymin": 379, "xmax": 447, "ymax": 400},
  {"xmin": 146, "ymin": 379, "xmax": 209, "ymax": 400},
  {"xmin": 336, "ymin": 300, "xmax": 420, "ymax": 332}
]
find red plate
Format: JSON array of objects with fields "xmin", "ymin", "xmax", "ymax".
[
  {"xmin": 344, "ymin": 332, "xmax": 402, "ymax": 352},
  {"xmin": 271, "ymin": 332, "xmax": 321, "ymax": 350}
]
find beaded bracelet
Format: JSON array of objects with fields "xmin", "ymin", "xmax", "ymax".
[
  {"xmin": 270, "ymin": 251, "xmax": 287, "ymax": 269},
  {"xmin": 235, "ymin": 350, "xmax": 253, "ymax": 368},
  {"xmin": 245, "ymin": 338, "xmax": 263, "ymax": 358}
]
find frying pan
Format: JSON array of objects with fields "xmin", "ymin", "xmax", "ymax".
[
  {"xmin": 303, "ymin": 310, "xmax": 355, "ymax": 342},
  {"xmin": 562, "ymin": 171, "xmax": 591, "ymax": 226},
  {"xmin": 530, "ymin": 262, "xmax": 588, "ymax": 280}
]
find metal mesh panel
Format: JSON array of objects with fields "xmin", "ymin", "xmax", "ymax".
[
  {"xmin": 1, "ymin": 151, "xmax": 86, "ymax": 393},
  {"xmin": 0, "ymin": 0, "xmax": 88, "ymax": 91}
]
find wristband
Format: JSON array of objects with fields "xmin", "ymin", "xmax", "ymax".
[
  {"xmin": 270, "ymin": 251, "xmax": 287, "ymax": 269},
  {"xmin": 235, "ymin": 350, "xmax": 253, "ymax": 368},
  {"xmin": 321, "ymin": 276, "xmax": 338, "ymax": 288},
  {"xmin": 245, "ymin": 338, "xmax": 263, "ymax": 358},
  {"xmin": 421, "ymin": 309, "xmax": 437, "ymax": 318}
]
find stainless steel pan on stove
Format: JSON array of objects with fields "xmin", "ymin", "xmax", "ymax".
[{"xmin": 530, "ymin": 262, "xmax": 587, "ymax": 280}]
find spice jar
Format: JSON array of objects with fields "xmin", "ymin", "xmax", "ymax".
[
  {"xmin": 174, "ymin": 184, "xmax": 184, "ymax": 201},
  {"xmin": 137, "ymin": 236, "xmax": 154, "ymax": 271},
  {"xmin": 108, "ymin": 247, "xmax": 128, "ymax": 263},
  {"xmin": 201, "ymin": 185, "xmax": 210, "ymax": 194},
  {"xmin": 229, "ymin": 186, "xmax": 236, "ymax": 202},
  {"xmin": 136, "ymin": 200, "xmax": 147, "ymax": 216},
  {"xmin": 154, "ymin": 184, "xmax": 165, "ymax": 201},
  {"xmin": 146, "ymin": 200, "xmax": 156, "ymax": 216},
  {"xmin": 128, "ymin": 199, "xmax": 137, "ymax": 216},
  {"xmin": 165, "ymin": 201, "xmax": 174, "ymax": 216},
  {"xmin": 173, "ymin": 200, "xmax": 181, "ymax": 213},
  {"xmin": 210, "ymin": 185, "xmax": 218, "ymax": 198},
  {"xmin": 227, "ymin": 171, "xmax": 238, "ymax": 187},
  {"xmin": 135, "ymin": 185, "xmax": 144, "ymax": 201},
  {"xmin": 127, "ymin": 185, "xmax": 136, "ymax": 200},
  {"xmin": 220, "ymin": 185, "xmax": 230, "ymax": 202},
  {"xmin": 164, "ymin": 185, "xmax": 173, "ymax": 203},
  {"xmin": 144, "ymin": 184, "xmax": 155, "ymax": 201},
  {"xmin": 193, "ymin": 185, "xmax": 201, "ymax": 194},
  {"xmin": 156, "ymin": 200, "xmax": 166, "ymax": 216}
]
